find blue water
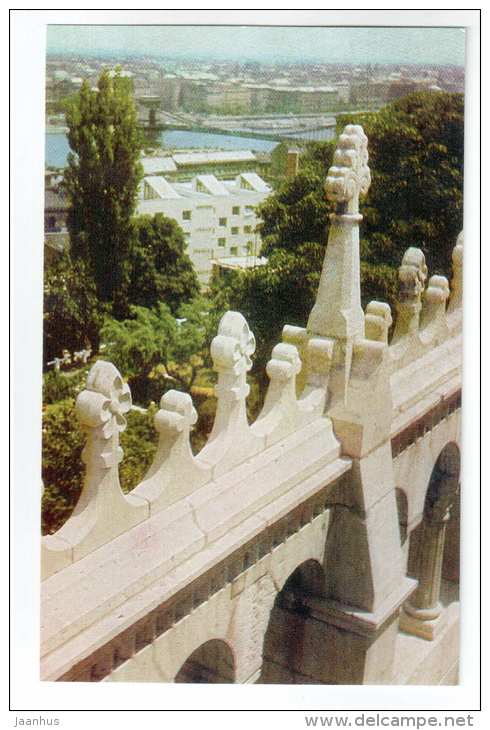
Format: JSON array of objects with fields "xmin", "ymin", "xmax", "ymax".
[
  {"xmin": 45, "ymin": 133, "xmax": 72, "ymax": 168},
  {"xmin": 160, "ymin": 129, "xmax": 278, "ymax": 153},
  {"xmin": 45, "ymin": 129, "xmax": 278, "ymax": 168}
]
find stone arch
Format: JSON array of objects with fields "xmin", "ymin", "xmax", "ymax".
[
  {"xmin": 174, "ymin": 638, "xmax": 235, "ymax": 683},
  {"xmin": 258, "ymin": 559, "xmax": 326, "ymax": 684},
  {"xmin": 401, "ymin": 442, "xmax": 460, "ymax": 640},
  {"xmin": 393, "ymin": 411, "xmax": 461, "ymax": 530}
]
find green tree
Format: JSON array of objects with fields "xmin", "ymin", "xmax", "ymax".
[
  {"xmin": 63, "ymin": 69, "xmax": 143, "ymax": 316},
  {"xmin": 258, "ymin": 141, "xmax": 334, "ymax": 254},
  {"xmin": 337, "ymin": 91, "xmax": 464, "ymax": 275},
  {"xmin": 43, "ymin": 253, "xmax": 105, "ymax": 366},
  {"xmin": 209, "ymin": 243, "xmax": 325, "ymax": 380},
  {"xmin": 251, "ymin": 91, "xmax": 463, "ymax": 362},
  {"xmin": 129, "ymin": 214, "xmax": 199, "ymax": 313},
  {"xmin": 101, "ymin": 298, "xmax": 220, "ymax": 404}
]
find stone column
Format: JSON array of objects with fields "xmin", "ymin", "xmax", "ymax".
[{"xmin": 400, "ymin": 505, "xmax": 450, "ymax": 640}]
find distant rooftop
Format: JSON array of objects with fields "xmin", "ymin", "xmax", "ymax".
[
  {"xmin": 143, "ymin": 176, "xmax": 181, "ymax": 200},
  {"xmin": 212, "ymin": 256, "xmax": 268, "ymax": 270},
  {"xmin": 193, "ymin": 175, "xmax": 230, "ymax": 196},
  {"xmin": 236, "ymin": 172, "xmax": 270, "ymax": 193},
  {"xmin": 139, "ymin": 172, "xmax": 271, "ymax": 203},
  {"xmin": 172, "ymin": 150, "xmax": 256, "ymax": 166},
  {"xmin": 141, "ymin": 157, "xmax": 178, "ymax": 175}
]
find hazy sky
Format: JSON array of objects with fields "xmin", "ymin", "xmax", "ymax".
[{"xmin": 47, "ymin": 25, "xmax": 466, "ymax": 66}]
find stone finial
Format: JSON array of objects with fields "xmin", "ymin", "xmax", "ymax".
[
  {"xmin": 365, "ymin": 301, "xmax": 392, "ymax": 344},
  {"xmin": 398, "ymin": 248, "xmax": 428, "ymax": 305},
  {"xmin": 307, "ymin": 125, "xmax": 370, "ymax": 340},
  {"xmin": 448, "ymin": 231, "xmax": 463, "ymax": 312},
  {"xmin": 392, "ymin": 248, "xmax": 428, "ymax": 341},
  {"xmin": 199, "ymin": 311, "xmax": 260, "ymax": 473},
  {"xmin": 154, "ymin": 390, "xmax": 197, "ymax": 436},
  {"xmin": 420, "ymin": 275, "xmax": 450, "ymax": 333},
  {"xmin": 76, "ymin": 360, "xmax": 131, "ymax": 469},
  {"xmin": 211, "ymin": 311, "xmax": 256, "ymax": 385},
  {"xmin": 266, "ymin": 342, "xmax": 302, "ymax": 383},
  {"xmin": 132, "ymin": 389, "xmax": 211, "ymax": 511},
  {"xmin": 253, "ymin": 343, "xmax": 303, "ymax": 445},
  {"xmin": 42, "ymin": 360, "xmax": 147, "ymax": 575},
  {"xmin": 325, "ymin": 125, "xmax": 371, "ymax": 215}
]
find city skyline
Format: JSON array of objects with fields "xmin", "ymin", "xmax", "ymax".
[{"xmin": 47, "ymin": 25, "xmax": 466, "ymax": 67}]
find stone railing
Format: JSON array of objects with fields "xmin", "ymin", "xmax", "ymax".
[
  {"xmin": 41, "ymin": 125, "xmax": 463, "ymax": 683},
  {"xmin": 42, "ymin": 309, "xmax": 341, "ymax": 580},
  {"xmin": 389, "ymin": 233, "xmax": 463, "ymax": 370},
  {"xmin": 42, "ymin": 124, "xmax": 463, "ymax": 579},
  {"xmin": 388, "ymin": 235, "xmax": 463, "ymax": 431}
]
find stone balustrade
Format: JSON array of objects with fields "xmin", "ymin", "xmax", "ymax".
[{"xmin": 41, "ymin": 124, "xmax": 463, "ymax": 685}]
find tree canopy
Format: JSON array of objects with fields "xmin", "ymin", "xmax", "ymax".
[
  {"xmin": 43, "ymin": 253, "xmax": 105, "ymax": 366},
  {"xmin": 129, "ymin": 213, "xmax": 199, "ymax": 313},
  {"xmin": 222, "ymin": 91, "xmax": 463, "ymax": 370},
  {"xmin": 101, "ymin": 298, "xmax": 219, "ymax": 403},
  {"xmin": 63, "ymin": 69, "xmax": 143, "ymax": 316}
]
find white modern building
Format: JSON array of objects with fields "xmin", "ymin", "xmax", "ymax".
[{"xmin": 137, "ymin": 172, "xmax": 272, "ymax": 285}]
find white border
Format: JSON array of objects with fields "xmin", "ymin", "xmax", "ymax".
[{"xmin": 9, "ymin": 6, "xmax": 483, "ymax": 724}]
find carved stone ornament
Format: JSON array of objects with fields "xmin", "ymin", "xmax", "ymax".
[
  {"xmin": 154, "ymin": 389, "xmax": 198, "ymax": 436},
  {"xmin": 76, "ymin": 360, "xmax": 131, "ymax": 442},
  {"xmin": 266, "ymin": 342, "xmax": 302, "ymax": 382},
  {"xmin": 325, "ymin": 124, "xmax": 371, "ymax": 213},
  {"xmin": 424, "ymin": 275, "xmax": 450, "ymax": 306},
  {"xmin": 365, "ymin": 301, "xmax": 393, "ymax": 343},
  {"xmin": 398, "ymin": 248, "xmax": 428, "ymax": 305},
  {"xmin": 211, "ymin": 311, "xmax": 256, "ymax": 376}
]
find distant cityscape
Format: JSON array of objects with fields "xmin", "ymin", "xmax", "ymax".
[
  {"xmin": 44, "ymin": 51, "xmax": 465, "ymax": 286},
  {"xmin": 46, "ymin": 54, "xmax": 465, "ymax": 123}
]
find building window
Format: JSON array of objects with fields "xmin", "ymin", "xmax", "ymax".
[
  {"xmin": 231, "ymin": 227, "xmax": 239, "ymax": 235},
  {"xmin": 182, "ymin": 210, "xmax": 192, "ymax": 220},
  {"xmin": 245, "ymin": 205, "xmax": 255, "ymax": 216},
  {"xmin": 218, "ymin": 238, "xmax": 226, "ymax": 247},
  {"xmin": 232, "ymin": 206, "xmax": 240, "ymax": 215},
  {"xmin": 244, "ymin": 225, "xmax": 252, "ymax": 234},
  {"xmin": 230, "ymin": 246, "xmax": 238, "ymax": 256},
  {"xmin": 219, "ymin": 217, "xmax": 227, "ymax": 226},
  {"xmin": 246, "ymin": 241, "xmax": 254, "ymax": 254}
]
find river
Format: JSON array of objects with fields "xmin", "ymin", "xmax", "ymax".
[{"xmin": 45, "ymin": 129, "xmax": 280, "ymax": 168}]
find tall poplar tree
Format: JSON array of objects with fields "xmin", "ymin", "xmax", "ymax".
[{"xmin": 63, "ymin": 69, "xmax": 143, "ymax": 316}]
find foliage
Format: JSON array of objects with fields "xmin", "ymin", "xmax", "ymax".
[
  {"xmin": 43, "ymin": 253, "xmax": 105, "ymax": 366},
  {"xmin": 337, "ymin": 91, "xmax": 464, "ymax": 275},
  {"xmin": 41, "ymin": 398, "xmax": 84, "ymax": 534},
  {"xmin": 101, "ymin": 298, "xmax": 220, "ymax": 404},
  {"xmin": 41, "ymin": 399, "xmax": 158, "ymax": 534},
  {"xmin": 214, "ymin": 245, "xmax": 321, "ymax": 368},
  {"xmin": 42, "ymin": 368, "xmax": 90, "ymax": 405},
  {"xmin": 246, "ymin": 91, "xmax": 464, "ymax": 363},
  {"xmin": 129, "ymin": 214, "xmax": 199, "ymax": 313},
  {"xmin": 63, "ymin": 69, "xmax": 143, "ymax": 316},
  {"xmin": 258, "ymin": 142, "xmax": 335, "ymax": 255}
]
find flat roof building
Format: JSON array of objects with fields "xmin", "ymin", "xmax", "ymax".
[{"xmin": 137, "ymin": 172, "xmax": 272, "ymax": 285}]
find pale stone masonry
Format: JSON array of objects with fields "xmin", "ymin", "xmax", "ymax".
[{"xmin": 41, "ymin": 125, "xmax": 462, "ymax": 685}]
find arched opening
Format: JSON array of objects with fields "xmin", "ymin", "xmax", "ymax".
[
  {"xmin": 174, "ymin": 639, "xmax": 235, "ymax": 684},
  {"xmin": 395, "ymin": 487, "xmax": 409, "ymax": 546},
  {"xmin": 258, "ymin": 559, "xmax": 326, "ymax": 684},
  {"xmin": 402, "ymin": 443, "xmax": 460, "ymax": 640}
]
